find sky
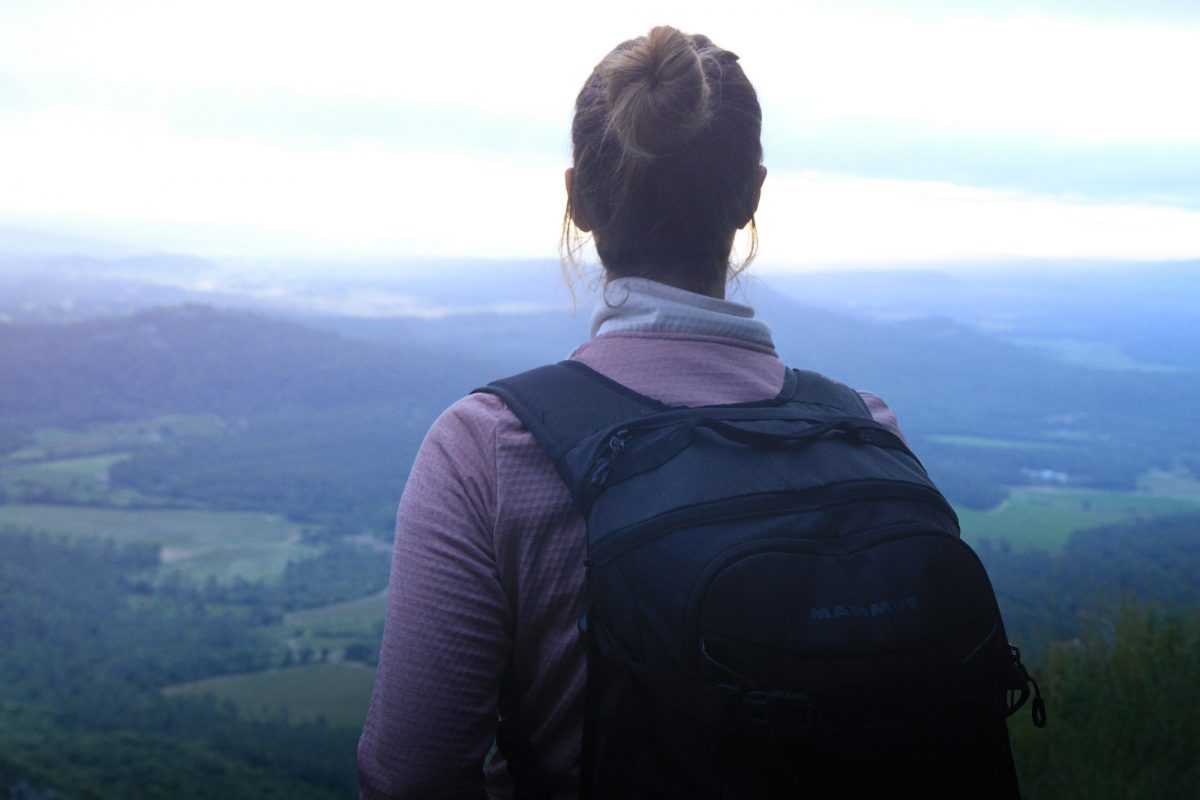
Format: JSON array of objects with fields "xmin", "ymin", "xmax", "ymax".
[{"xmin": 1, "ymin": 0, "xmax": 1199, "ymax": 270}]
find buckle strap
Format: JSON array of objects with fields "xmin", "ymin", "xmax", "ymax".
[
  {"xmin": 721, "ymin": 684, "xmax": 814, "ymax": 742},
  {"xmin": 496, "ymin": 657, "xmax": 551, "ymax": 800}
]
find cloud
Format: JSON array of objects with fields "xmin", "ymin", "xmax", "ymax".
[
  {"xmin": 0, "ymin": 104, "xmax": 567, "ymax": 259},
  {"xmin": 763, "ymin": 122, "xmax": 1200, "ymax": 208},
  {"xmin": 749, "ymin": 14, "xmax": 1200, "ymax": 144},
  {"xmin": 754, "ymin": 171, "xmax": 1200, "ymax": 267},
  {"xmin": 1, "ymin": 1, "xmax": 1198, "ymax": 263}
]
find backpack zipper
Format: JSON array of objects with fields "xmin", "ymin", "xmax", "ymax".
[
  {"xmin": 587, "ymin": 480, "xmax": 957, "ymax": 569},
  {"xmin": 585, "ymin": 429, "xmax": 629, "ymax": 487}
]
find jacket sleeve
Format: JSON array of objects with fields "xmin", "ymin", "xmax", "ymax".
[{"xmin": 358, "ymin": 395, "xmax": 510, "ymax": 800}]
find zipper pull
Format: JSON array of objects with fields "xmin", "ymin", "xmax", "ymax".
[
  {"xmin": 1010, "ymin": 644, "xmax": 1047, "ymax": 728},
  {"xmin": 588, "ymin": 430, "xmax": 628, "ymax": 487}
]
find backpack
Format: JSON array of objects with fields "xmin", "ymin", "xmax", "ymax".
[{"xmin": 478, "ymin": 360, "xmax": 1045, "ymax": 799}]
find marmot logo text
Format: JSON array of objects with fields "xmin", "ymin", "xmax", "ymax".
[{"xmin": 809, "ymin": 596, "xmax": 919, "ymax": 620}]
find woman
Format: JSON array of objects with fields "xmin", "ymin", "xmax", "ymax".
[{"xmin": 357, "ymin": 26, "xmax": 903, "ymax": 799}]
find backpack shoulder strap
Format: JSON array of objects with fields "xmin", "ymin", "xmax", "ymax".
[
  {"xmin": 475, "ymin": 360, "xmax": 669, "ymax": 511},
  {"xmin": 477, "ymin": 362, "xmax": 875, "ymax": 508},
  {"xmin": 785, "ymin": 368, "xmax": 874, "ymax": 417},
  {"xmin": 476, "ymin": 361, "xmax": 665, "ymax": 800}
]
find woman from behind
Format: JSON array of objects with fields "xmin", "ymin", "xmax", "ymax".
[{"xmin": 357, "ymin": 25, "xmax": 902, "ymax": 799}]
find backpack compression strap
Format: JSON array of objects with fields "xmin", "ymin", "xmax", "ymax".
[{"xmin": 476, "ymin": 361, "xmax": 872, "ymax": 512}]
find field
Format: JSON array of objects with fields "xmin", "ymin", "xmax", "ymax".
[
  {"xmin": 0, "ymin": 413, "xmax": 385, "ymax": 729},
  {"xmin": 0, "ymin": 415, "xmax": 333, "ymax": 583},
  {"xmin": 0, "ymin": 451, "xmax": 170, "ymax": 507},
  {"xmin": 1136, "ymin": 468, "xmax": 1200, "ymax": 501},
  {"xmin": 0, "ymin": 452, "xmax": 131, "ymax": 499},
  {"xmin": 4, "ymin": 410, "xmax": 1198, "ymax": 731},
  {"xmin": 1008, "ymin": 336, "xmax": 1185, "ymax": 373},
  {"xmin": 284, "ymin": 589, "xmax": 388, "ymax": 639},
  {"xmin": 928, "ymin": 435, "xmax": 1063, "ymax": 451},
  {"xmin": 4, "ymin": 414, "xmax": 226, "ymax": 461},
  {"xmin": 166, "ymin": 592, "xmax": 386, "ymax": 731},
  {"xmin": 164, "ymin": 663, "xmax": 377, "ymax": 729},
  {"xmin": 0, "ymin": 504, "xmax": 316, "ymax": 583},
  {"xmin": 956, "ymin": 485, "xmax": 1200, "ymax": 551},
  {"xmin": 0, "ymin": 414, "xmax": 226, "ymax": 504},
  {"xmin": 254, "ymin": 589, "xmax": 389, "ymax": 667}
]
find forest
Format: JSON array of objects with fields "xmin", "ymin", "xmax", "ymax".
[
  {"xmin": 1, "ymin": 262, "xmax": 1198, "ymax": 798},
  {"xmin": 3, "ymin": 514, "xmax": 1197, "ymax": 798}
]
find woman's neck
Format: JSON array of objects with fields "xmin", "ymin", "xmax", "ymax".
[{"xmin": 605, "ymin": 268, "xmax": 726, "ymax": 299}]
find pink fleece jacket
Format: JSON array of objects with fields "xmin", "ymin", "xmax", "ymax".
[{"xmin": 357, "ymin": 328, "xmax": 901, "ymax": 800}]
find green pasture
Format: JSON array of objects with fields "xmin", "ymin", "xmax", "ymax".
[
  {"xmin": 159, "ymin": 540, "xmax": 321, "ymax": 585},
  {"xmin": 284, "ymin": 589, "xmax": 388, "ymax": 638},
  {"xmin": 4, "ymin": 414, "xmax": 225, "ymax": 461},
  {"xmin": 1137, "ymin": 468, "xmax": 1200, "ymax": 501},
  {"xmin": 927, "ymin": 435, "xmax": 1063, "ymax": 451},
  {"xmin": 1009, "ymin": 336, "xmax": 1184, "ymax": 374},
  {"xmin": 0, "ymin": 504, "xmax": 313, "ymax": 583},
  {"xmin": 266, "ymin": 590, "xmax": 388, "ymax": 660},
  {"xmin": 0, "ymin": 414, "xmax": 223, "ymax": 506},
  {"xmin": 957, "ymin": 486, "xmax": 1200, "ymax": 551},
  {"xmin": 0, "ymin": 452, "xmax": 146, "ymax": 504},
  {"xmin": 1, "ymin": 452, "xmax": 126, "ymax": 480},
  {"xmin": 164, "ymin": 663, "xmax": 377, "ymax": 729}
]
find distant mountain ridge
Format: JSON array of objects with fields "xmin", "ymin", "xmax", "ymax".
[
  {"xmin": 4, "ymin": 297, "xmax": 1199, "ymax": 508},
  {"xmin": 0, "ymin": 304, "xmax": 483, "ymax": 429}
]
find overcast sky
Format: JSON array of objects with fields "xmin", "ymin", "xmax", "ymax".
[{"xmin": 1, "ymin": 0, "xmax": 1199, "ymax": 269}]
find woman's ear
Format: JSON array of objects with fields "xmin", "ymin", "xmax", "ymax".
[
  {"xmin": 752, "ymin": 165, "xmax": 766, "ymax": 216},
  {"xmin": 731, "ymin": 165, "xmax": 766, "ymax": 229},
  {"xmin": 740, "ymin": 164, "xmax": 766, "ymax": 227},
  {"xmin": 565, "ymin": 167, "xmax": 593, "ymax": 232}
]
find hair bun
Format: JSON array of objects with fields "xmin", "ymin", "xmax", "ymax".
[{"xmin": 602, "ymin": 26, "xmax": 713, "ymax": 159}]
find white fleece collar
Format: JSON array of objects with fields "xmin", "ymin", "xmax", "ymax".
[{"xmin": 590, "ymin": 277, "xmax": 775, "ymax": 349}]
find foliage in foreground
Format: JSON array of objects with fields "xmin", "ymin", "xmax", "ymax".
[
  {"xmin": 978, "ymin": 512, "xmax": 1200, "ymax": 663},
  {"xmin": 0, "ymin": 705, "xmax": 343, "ymax": 800},
  {"xmin": 1011, "ymin": 604, "xmax": 1200, "ymax": 799}
]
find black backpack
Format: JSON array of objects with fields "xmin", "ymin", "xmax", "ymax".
[{"xmin": 479, "ymin": 361, "xmax": 1045, "ymax": 799}]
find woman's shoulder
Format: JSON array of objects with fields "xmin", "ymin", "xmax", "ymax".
[
  {"xmin": 425, "ymin": 391, "xmax": 527, "ymax": 447},
  {"xmin": 404, "ymin": 393, "xmax": 529, "ymax": 509},
  {"xmin": 856, "ymin": 390, "xmax": 905, "ymax": 443}
]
